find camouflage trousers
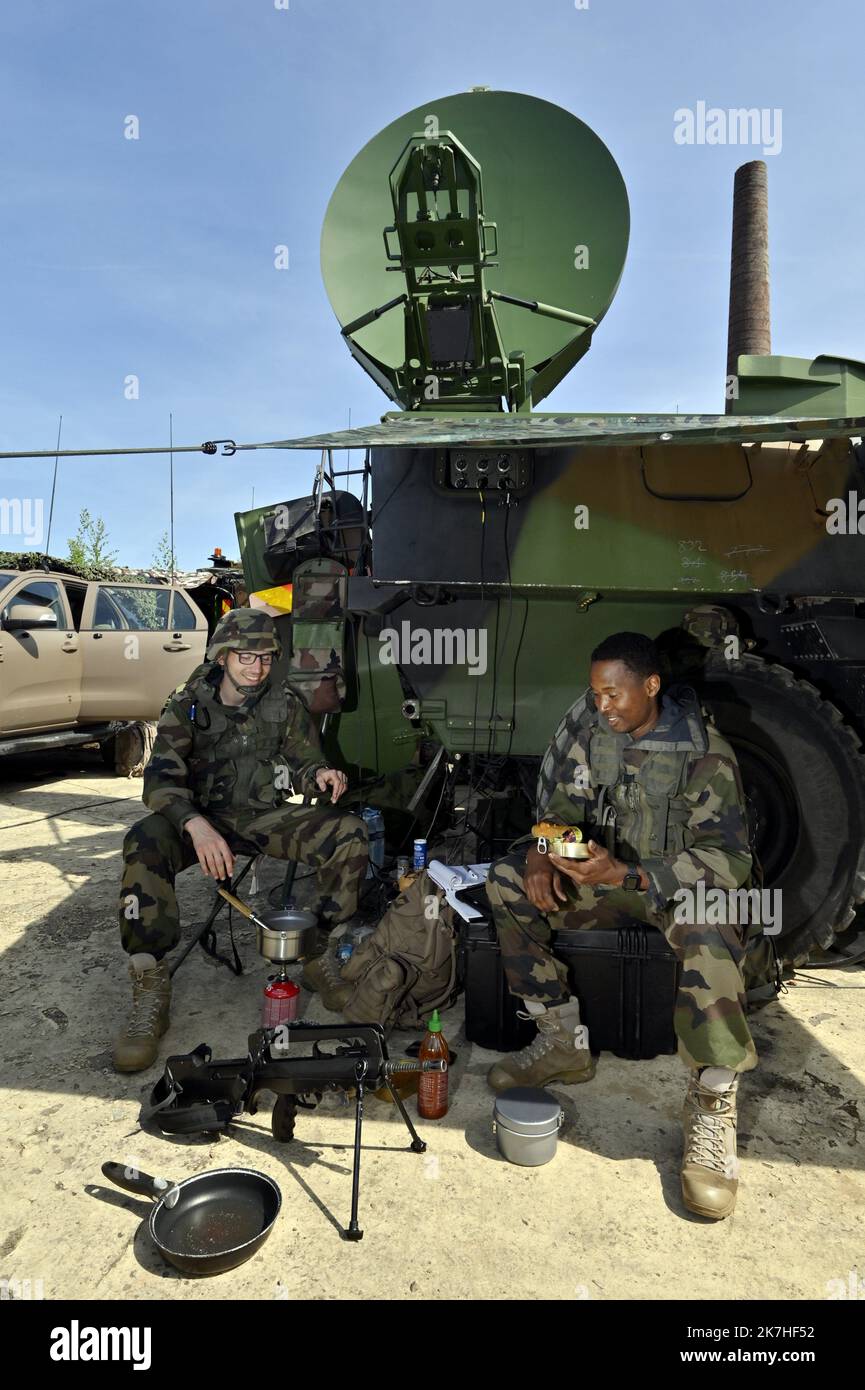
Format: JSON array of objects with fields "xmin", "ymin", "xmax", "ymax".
[
  {"xmin": 486, "ymin": 851, "xmax": 758, "ymax": 1074},
  {"xmin": 119, "ymin": 803, "xmax": 369, "ymax": 958}
]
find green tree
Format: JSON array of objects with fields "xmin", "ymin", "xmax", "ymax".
[
  {"xmin": 67, "ymin": 508, "xmax": 119, "ymax": 572},
  {"xmin": 152, "ymin": 530, "xmax": 175, "ymax": 575},
  {"xmin": 67, "ymin": 508, "xmax": 91, "ymax": 569}
]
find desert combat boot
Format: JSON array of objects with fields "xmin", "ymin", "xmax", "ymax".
[
  {"xmin": 681, "ymin": 1066, "xmax": 740, "ymax": 1219},
  {"xmin": 301, "ymin": 936, "xmax": 352, "ymax": 1013},
  {"xmin": 112, "ymin": 953, "xmax": 172, "ymax": 1073},
  {"xmin": 487, "ymin": 997, "xmax": 596, "ymax": 1092}
]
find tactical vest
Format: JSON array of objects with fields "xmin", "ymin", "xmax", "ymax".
[
  {"xmin": 537, "ymin": 689, "xmax": 777, "ymax": 1009},
  {"xmin": 175, "ymin": 671, "xmax": 302, "ymax": 818},
  {"xmin": 588, "ymin": 720, "xmax": 695, "ymax": 864}
]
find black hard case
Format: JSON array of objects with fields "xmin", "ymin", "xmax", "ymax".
[{"xmin": 460, "ymin": 916, "xmax": 680, "ymax": 1060}]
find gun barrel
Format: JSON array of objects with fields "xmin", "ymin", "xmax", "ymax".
[{"xmin": 384, "ymin": 1059, "xmax": 448, "ymax": 1075}]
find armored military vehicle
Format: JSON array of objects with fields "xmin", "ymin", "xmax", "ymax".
[{"xmin": 235, "ymin": 90, "xmax": 865, "ymax": 964}]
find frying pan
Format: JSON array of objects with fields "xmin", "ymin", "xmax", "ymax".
[{"xmin": 102, "ymin": 1162, "xmax": 281, "ymax": 1276}]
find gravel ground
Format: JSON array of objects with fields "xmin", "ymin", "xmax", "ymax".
[{"xmin": 1, "ymin": 748, "xmax": 863, "ymax": 1302}]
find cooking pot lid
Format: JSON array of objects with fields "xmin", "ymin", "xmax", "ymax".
[{"xmin": 494, "ymin": 1086, "xmax": 564, "ymax": 1134}]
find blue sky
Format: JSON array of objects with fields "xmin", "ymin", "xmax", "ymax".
[{"xmin": 1, "ymin": 0, "xmax": 863, "ymax": 569}]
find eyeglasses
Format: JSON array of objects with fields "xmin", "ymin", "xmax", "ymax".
[{"xmin": 234, "ymin": 651, "xmax": 274, "ymax": 666}]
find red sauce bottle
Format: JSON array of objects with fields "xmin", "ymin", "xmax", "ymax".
[{"xmin": 417, "ymin": 1009, "xmax": 449, "ymax": 1119}]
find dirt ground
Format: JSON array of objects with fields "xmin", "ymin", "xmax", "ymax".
[{"xmin": 1, "ymin": 747, "xmax": 863, "ymax": 1303}]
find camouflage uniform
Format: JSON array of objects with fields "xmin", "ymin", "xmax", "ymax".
[
  {"xmin": 486, "ymin": 685, "xmax": 759, "ymax": 1073},
  {"xmin": 119, "ymin": 611, "xmax": 367, "ymax": 958}
]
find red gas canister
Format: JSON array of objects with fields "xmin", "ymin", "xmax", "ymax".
[{"xmin": 262, "ymin": 975, "xmax": 300, "ymax": 1029}]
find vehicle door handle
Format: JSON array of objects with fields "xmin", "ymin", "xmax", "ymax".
[
  {"xmin": 164, "ymin": 642, "xmax": 191, "ymax": 651},
  {"xmin": 61, "ymin": 643, "xmax": 78, "ymax": 653},
  {"xmin": 92, "ymin": 632, "xmax": 103, "ymax": 640}
]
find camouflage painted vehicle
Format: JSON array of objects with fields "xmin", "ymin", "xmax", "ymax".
[{"xmin": 236, "ymin": 90, "xmax": 865, "ymax": 964}]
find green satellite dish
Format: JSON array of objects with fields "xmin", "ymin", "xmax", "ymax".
[{"xmin": 320, "ymin": 89, "xmax": 629, "ymax": 413}]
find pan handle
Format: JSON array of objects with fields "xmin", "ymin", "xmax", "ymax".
[
  {"xmin": 101, "ymin": 1162, "xmax": 177, "ymax": 1203},
  {"xmin": 216, "ymin": 887, "xmax": 256, "ymax": 920}
]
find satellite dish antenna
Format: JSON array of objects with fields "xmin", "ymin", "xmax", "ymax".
[{"xmin": 321, "ymin": 89, "xmax": 629, "ymax": 412}]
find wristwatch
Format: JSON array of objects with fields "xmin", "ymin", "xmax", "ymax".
[{"xmin": 621, "ymin": 870, "xmax": 642, "ymax": 892}]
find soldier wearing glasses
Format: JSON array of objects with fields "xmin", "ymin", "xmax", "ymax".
[{"xmin": 113, "ymin": 609, "xmax": 367, "ymax": 1072}]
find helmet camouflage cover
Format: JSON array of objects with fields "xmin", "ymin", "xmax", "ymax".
[{"xmin": 206, "ymin": 608, "xmax": 282, "ymax": 662}]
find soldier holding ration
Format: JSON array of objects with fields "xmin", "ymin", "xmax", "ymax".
[{"xmin": 485, "ymin": 631, "xmax": 777, "ymax": 1220}]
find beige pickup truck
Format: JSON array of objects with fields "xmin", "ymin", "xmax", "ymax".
[{"xmin": 0, "ymin": 569, "xmax": 208, "ymax": 757}]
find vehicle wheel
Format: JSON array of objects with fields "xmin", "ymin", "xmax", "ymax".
[
  {"xmin": 696, "ymin": 653, "xmax": 865, "ymax": 964},
  {"xmin": 271, "ymin": 1095, "xmax": 297, "ymax": 1143},
  {"xmin": 99, "ymin": 736, "xmax": 116, "ymax": 770}
]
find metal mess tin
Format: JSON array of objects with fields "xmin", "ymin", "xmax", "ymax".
[
  {"xmin": 533, "ymin": 823, "xmax": 590, "ymax": 859},
  {"xmin": 549, "ymin": 836, "xmax": 590, "ymax": 859},
  {"xmin": 492, "ymin": 1087, "xmax": 565, "ymax": 1167}
]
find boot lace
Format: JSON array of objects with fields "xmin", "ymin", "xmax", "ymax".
[
  {"xmin": 317, "ymin": 952, "xmax": 345, "ymax": 987},
  {"xmin": 685, "ymin": 1082, "xmax": 735, "ymax": 1173},
  {"xmin": 512, "ymin": 1009, "xmax": 579, "ymax": 1070},
  {"xmin": 511, "ymin": 1031, "xmax": 558, "ymax": 1070},
  {"xmin": 127, "ymin": 975, "xmax": 166, "ymax": 1038}
]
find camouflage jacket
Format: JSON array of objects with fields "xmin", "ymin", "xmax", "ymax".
[
  {"xmin": 536, "ymin": 685, "xmax": 752, "ymax": 914},
  {"xmin": 143, "ymin": 663, "xmax": 327, "ymax": 833}
]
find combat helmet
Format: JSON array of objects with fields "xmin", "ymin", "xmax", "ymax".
[{"xmin": 206, "ymin": 608, "xmax": 282, "ymax": 663}]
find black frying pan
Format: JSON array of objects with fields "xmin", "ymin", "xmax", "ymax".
[{"xmin": 102, "ymin": 1162, "xmax": 281, "ymax": 1276}]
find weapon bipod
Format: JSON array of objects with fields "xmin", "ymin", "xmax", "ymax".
[{"xmin": 250, "ymin": 1024, "xmax": 434, "ymax": 1241}]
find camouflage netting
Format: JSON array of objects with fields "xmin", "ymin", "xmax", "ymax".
[
  {"xmin": 0, "ymin": 551, "xmax": 119, "ymax": 581},
  {"xmin": 0, "ymin": 552, "xmax": 241, "ymax": 586}
]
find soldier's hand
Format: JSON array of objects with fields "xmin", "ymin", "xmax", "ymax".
[
  {"xmin": 315, "ymin": 767, "xmax": 347, "ymax": 803},
  {"xmin": 186, "ymin": 816, "xmax": 236, "ymax": 881},
  {"xmin": 549, "ymin": 841, "xmax": 620, "ymax": 887},
  {"xmin": 524, "ymin": 844, "xmax": 569, "ymax": 913}
]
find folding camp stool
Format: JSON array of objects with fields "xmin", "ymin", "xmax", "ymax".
[{"xmin": 169, "ymin": 853, "xmax": 267, "ymax": 977}]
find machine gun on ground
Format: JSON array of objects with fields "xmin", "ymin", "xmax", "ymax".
[{"xmin": 140, "ymin": 1023, "xmax": 445, "ymax": 1239}]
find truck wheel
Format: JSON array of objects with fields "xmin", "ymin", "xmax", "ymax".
[
  {"xmin": 697, "ymin": 654, "xmax": 865, "ymax": 964},
  {"xmin": 271, "ymin": 1095, "xmax": 297, "ymax": 1143},
  {"xmin": 99, "ymin": 736, "xmax": 116, "ymax": 770}
]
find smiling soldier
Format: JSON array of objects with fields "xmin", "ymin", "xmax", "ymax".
[
  {"xmin": 114, "ymin": 609, "xmax": 367, "ymax": 1073},
  {"xmin": 485, "ymin": 631, "xmax": 774, "ymax": 1220}
]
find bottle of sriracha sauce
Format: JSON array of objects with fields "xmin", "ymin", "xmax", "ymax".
[{"xmin": 417, "ymin": 1009, "xmax": 449, "ymax": 1119}]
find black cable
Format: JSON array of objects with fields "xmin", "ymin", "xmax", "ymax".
[
  {"xmin": 498, "ymin": 491, "xmax": 517, "ymax": 712},
  {"xmin": 369, "ymin": 465, "xmax": 411, "ymax": 528},
  {"xmin": 503, "ymin": 493, "xmax": 529, "ymax": 760},
  {"xmin": 485, "ymin": 490, "xmax": 518, "ymax": 762},
  {"xmin": 388, "ymin": 748, "xmax": 451, "ymax": 856},
  {"xmin": 421, "ymin": 753, "xmax": 454, "ymax": 851},
  {"xmin": 0, "ymin": 795, "xmax": 132, "ymax": 831},
  {"xmin": 486, "ymin": 591, "xmax": 501, "ymax": 762},
  {"xmin": 448, "ymin": 488, "xmax": 486, "ymax": 864},
  {"xmin": 363, "ymin": 625, "xmax": 380, "ymax": 774},
  {"xmin": 342, "ymin": 613, "xmax": 365, "ymax": 792}
]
